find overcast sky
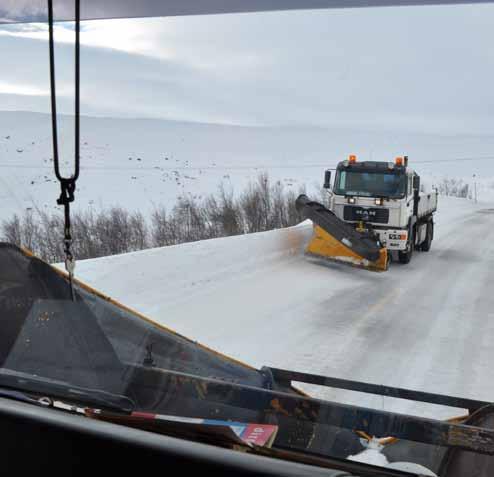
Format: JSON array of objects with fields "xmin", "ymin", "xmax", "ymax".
[{"xmin": 1, "ymin": 4, "xmax": 494, "ymax": 134}]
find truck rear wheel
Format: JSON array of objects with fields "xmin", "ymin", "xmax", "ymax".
[{"xmin": 420, "ymin": 221, "xmax": 433, "ymax": 252}]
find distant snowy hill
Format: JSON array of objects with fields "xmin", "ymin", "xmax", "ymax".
[{"xmin": 2, "ymin": 110, "xmax": 494, "ymax": 222}]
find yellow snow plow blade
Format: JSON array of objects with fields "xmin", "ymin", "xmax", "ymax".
[
  {"xmin": 295, "ymin": 194, "xmax": 388, "ymax": 272},
  {"xmin": 306, "ymin": 225, "xmax": 388, "ymax": 272}
]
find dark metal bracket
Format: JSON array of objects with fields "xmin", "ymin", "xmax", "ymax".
[
  {"xmin": 266, "ymin": 367, "xmax": 491, "ymax": 414},
  {"xmin": 131, "ymin": 365, "xmax": 494, "ymax": 455}
]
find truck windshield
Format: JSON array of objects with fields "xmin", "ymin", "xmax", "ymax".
[{"xmin": 335, "ymin": 171, "xmax": 406, "ymax": 198}]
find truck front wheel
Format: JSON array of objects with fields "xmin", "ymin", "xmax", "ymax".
[{"xmin": 398, "ymin": 226, "xmax": 415, "ymax": 264}]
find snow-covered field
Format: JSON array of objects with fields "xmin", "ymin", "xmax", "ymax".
[
  {"xmin": 70, "ymin": 195, "xmax": 494, "ymax": 421},
  {"xmin": 2, "ymin": 110, "xmax": 494, "ymax": 223}
]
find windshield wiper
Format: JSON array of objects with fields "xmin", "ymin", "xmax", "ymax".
[
  {"xmin": 0, "ymin": 368, "xmax": 135, "ymax": 413},
  {"xmin": 0, "ymin": 386, "xmax": 40, "ymax": 405}
]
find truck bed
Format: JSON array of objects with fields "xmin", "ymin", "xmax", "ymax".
[{"xmin": 417, "ymin": 190, "xmax": 438, "ymax": 218}]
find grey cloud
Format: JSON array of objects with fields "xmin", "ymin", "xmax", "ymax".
[{"xmin": 1, "ymin": 5, "xmax": 494, "ymax": 134}]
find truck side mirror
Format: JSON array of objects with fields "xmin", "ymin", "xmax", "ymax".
[
  {"xmin": 413, "ymin": 175, "xmax": 420, "ymax": 191},
  {"xmin": 323, "ymin": 170, "xmax": 332, "ymax": 189}
]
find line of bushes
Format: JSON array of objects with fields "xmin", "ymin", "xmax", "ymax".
[
  {"xmin": 434, "ymin": 178, "xmax": 470, "ymax": 198},
  {"xmin": 1, "ymin": 173, "xmax": 317, "ymax": 263}
]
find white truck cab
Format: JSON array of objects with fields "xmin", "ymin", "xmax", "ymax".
[{"xmin": 325, "ymin": 155, "xmax": 438, "ymax": 264}]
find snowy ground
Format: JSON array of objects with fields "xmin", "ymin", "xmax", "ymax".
[
  {"xmin": 70, "ymin": 195, "xmax": 494, "ymax": 421},
  {"xmin": 2, "ymin": 110, "xmax": 494, "ymax": 223}
]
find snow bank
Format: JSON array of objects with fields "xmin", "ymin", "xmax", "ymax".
[{"xmin": 72, "ymin": 221, "xmax": 313, "ymax": 315}]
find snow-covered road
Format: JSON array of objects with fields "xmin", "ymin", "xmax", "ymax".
[{"xmin": 73, "ymin": 196, "xmax": 494, "ymax": 420}]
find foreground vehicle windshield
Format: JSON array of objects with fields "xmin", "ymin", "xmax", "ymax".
[
  {"xmin": 4, "ymin": 242, "xmax": 494, "ymax": 476},
  {"xmin": 0, "ymin": 243, "xmax": 377, "ymax": 462}
]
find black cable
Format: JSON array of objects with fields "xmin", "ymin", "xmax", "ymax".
[
  {"xmin": 414, "ymin": 156, "xmax": 494, "ymax": 164},
  {"xmin": 48, "ymin": 0, "xmax": 80, "ymax": 183},
  {"xmin": 47, "ymin": 0, "xmax": 59, "ymax": 179},
  {"xmin": 74, "ymin": 0, "xmax": 80, "ymax": 182},
  {"xmin": 47, "ymin": 0, "xmax": 80, "ymax": 300}
]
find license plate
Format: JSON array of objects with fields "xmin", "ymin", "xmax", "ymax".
[{"xmin": 389, "ymin": 233, "xmax": 406, "ymax": 240}]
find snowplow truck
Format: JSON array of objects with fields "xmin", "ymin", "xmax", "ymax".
[{"xmin": 296, "ymin": 155, "xmax": 438, "ymax": 271}]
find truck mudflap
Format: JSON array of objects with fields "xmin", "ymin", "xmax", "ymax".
[{"xmin": 295, "ymin": 194, "xmax": 388, "ymax": 272}]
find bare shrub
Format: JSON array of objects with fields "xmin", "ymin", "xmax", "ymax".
[
  {"xmin": 1, "ymin": 214, "xmax": 22, "ymax": 247},
  {"xmin": 37, "ymin": 210, "xmax": 64, "ymax": 262},
  {"xmin": 437, "ymin": 178, "xmax": 469, "ymax": 198},
  {"xmin": 204, "ymin": 185, "xmax": 243, "ymax": 237},
  {"xmin": 72, "ymin": 210, "xmax": 100, "ymax": 260},
  {"xmin": 129, "ymin": 211, "xmax": 149, "ymax": 251},
  {"xmin": 151, "ymin": 206, "xmax": 173, "ymax": 247},
  {"xmin": 240, "ymin": 173, "xmax": 273, "ymax": 233},
  {"xmin": 91, "ymin": 207, "xmax": 149, "ymax": 256},
  {"xmin": 173, "ymin": 195, "xmax": 209, "ymax": 242},
  {"xmin": 285, "ymin": 189, "xmax": 304, "ymax": 226}
]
